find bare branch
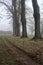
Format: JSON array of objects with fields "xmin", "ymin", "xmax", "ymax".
[{"xmin": 0, "ymin": 1, "xmax": 13, "ymax": 14}]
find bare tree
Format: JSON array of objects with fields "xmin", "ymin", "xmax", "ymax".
[
  {"xmin": 21, "ymin": 0, "xmax": 27, "ymax": 37},
  {"xmin": 0, "ymin": 0, "xmax": 20, "ymax": 36},
  {"xmin": 32, "ymin": 0, "xmax": 41, "ymax": 39},
  {"xmin": 12, "ymin": 0, "xmax": 20, "ymax": 36}
]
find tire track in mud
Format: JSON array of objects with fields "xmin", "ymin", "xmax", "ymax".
[{"xmin": 2, "ymin": 37, "xmax": 40, "ymax": 65}]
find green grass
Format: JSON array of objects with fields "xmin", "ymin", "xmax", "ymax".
[
  {"xmin": 6, "ymin": 36, "xmax": 43, "ymax": 53},
  {"xmin": 0, "ymin": 37, "xmax": 20, "ymax": 65},
  {"xmin": 0, "ymin": 36, "xmax": 43, "ymax": 64}
]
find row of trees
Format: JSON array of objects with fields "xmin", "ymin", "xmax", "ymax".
[
  {"xmin": 0, "ymin": 0, "xmax": 42, "ymax": 39},
  {"xmin": 12, "ymin": 0, "xmax": 41, "ymax": 39}
]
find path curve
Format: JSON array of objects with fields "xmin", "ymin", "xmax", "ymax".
[{"xmin": 2, "ymin": 37, "xmax": 40, "ymax": 65}]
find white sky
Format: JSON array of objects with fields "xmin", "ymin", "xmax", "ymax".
[{"xmin": 0, "ymin": 0, "xmax": 43, "ymax": 31}]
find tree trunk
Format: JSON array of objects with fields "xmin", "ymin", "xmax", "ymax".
[
  {"xmin": 21, "ymin": 0, "xmax": 27, "ymax": 37},
  {"xmin": 32, "ymin": 0, "xmax": 41, "ymax": 39},
  {"xmin": 12, "ymin": 0, "xmax": 20, "ymax": 36}
]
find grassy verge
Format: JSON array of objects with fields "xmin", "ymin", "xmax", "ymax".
[
  {"xmin": 6, "ymin": 36, "xmax": 43, "ymax": 53},
  {"xmin": 0, "ymin": 37, "xmax": 20, "ymax": 65}
]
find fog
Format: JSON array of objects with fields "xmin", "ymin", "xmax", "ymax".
[{"xmin": 0, "ymin": 0, "xmax": 43, "ymax": 34}]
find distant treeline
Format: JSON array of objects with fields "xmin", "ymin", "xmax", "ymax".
[{"xmin": 0, "ymin": 31, "xmax": 13, "ymax": 35}]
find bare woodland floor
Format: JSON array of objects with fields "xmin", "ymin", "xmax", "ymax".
[{"xmin": 0, "ymin": 36, "xmax": 43, "ymax": 65}]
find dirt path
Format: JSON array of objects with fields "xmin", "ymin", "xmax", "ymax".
[{"xmin": 2, "ymin": 37, "xmax": 40, "ymax": 65}]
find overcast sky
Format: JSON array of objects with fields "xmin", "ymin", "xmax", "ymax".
[{"xmin": 0, "ymin": 0, "xmax": 43, "ymax": 32}]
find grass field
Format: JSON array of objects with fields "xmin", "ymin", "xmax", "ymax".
[
  {"xmin": 0, "ymin": 36, "xmax": 43, "ymax": 65},
  {"xmin": 6, "ymin": 36, "xmax": 43, "ymax": 64},
  {"xmin": 6, "ymin": 36, "xmax": 43, "ymax": 53},
  {"xmin": 0, "ymin": 37, "xmax": 20, "ymax": 65}
]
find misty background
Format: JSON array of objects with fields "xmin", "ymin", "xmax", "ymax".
[{"xmin": 0, "ymin": 0, "xmax": 43, "ymax": 35}]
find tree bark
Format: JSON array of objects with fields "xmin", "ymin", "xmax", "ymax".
[
  {"xmin": 21, "ymin": 0, "xmax": 27, "ymax": 37},
  {"xmin": 32, "ymin": 0, "xmax": 41, "ymax": 39},
  {"xmin": 12, "ymin": 0, "xmax": 20, "ymax": 36}
]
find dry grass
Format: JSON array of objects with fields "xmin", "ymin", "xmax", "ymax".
[
  {"xmin": 6, "ymin": 36, "xmax": 43, "ymax": 53},
  {"xmin": 0, "ymin": 37, "xmax": 20, "ymax": 65}
]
